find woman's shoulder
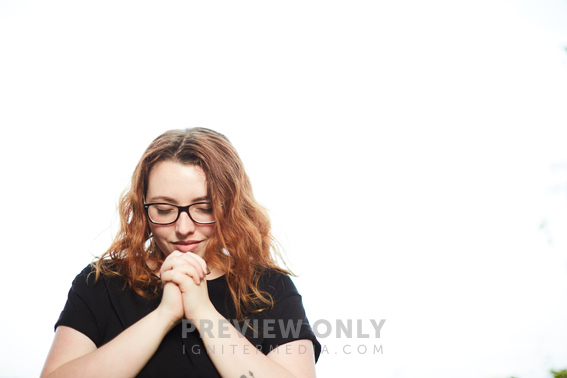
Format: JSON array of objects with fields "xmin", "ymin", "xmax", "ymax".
[
  {"xmin": 257, "ymin": 268, "xmax": 300, "ymax": 299},
  {"xmin": 71, "ymin": 260, "xmax": 122, "ymax": 289}
]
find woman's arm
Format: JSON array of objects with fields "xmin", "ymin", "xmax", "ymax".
[
  {"xmin": 41, "ymin": 282, "xmax": 184, "ymax": 378},
  {"xmin": 195, "ymin": 308, "xmax": 317, "ymax": 378},
  {"xmin": 268, "ymin": 339, "xmax": 316, "ymax": 377}
]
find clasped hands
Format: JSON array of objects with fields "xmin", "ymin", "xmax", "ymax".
[{"xmin": 158, "ymin": 251, "xmax": 215, "ymax": 325}]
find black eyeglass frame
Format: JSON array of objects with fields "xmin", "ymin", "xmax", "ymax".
[{"xmin": 143, "ymin": 202, "xmax": 216, "ymax": 225}]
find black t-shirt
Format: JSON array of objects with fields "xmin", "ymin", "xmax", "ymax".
[{"xmin": 55, "ymin": 264, "xmax": 321, "ymax": 377}]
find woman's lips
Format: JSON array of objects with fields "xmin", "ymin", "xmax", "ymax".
[{"xmin": 172, "ymin": 240, "xmax": 201, "ymax": 253}]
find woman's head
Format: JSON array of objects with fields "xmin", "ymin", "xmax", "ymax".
[
  {"xmin": 130, "ymin": 128, "xmax": 260, "ymax": 262},
  {"xmin": 100, "ymin": 128, "xmax": 287, "ymax": 317}
]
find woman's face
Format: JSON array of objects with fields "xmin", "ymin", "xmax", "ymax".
[{"xmin": 146, "ymin": 160, "xmax": 215, "ymax": 259}]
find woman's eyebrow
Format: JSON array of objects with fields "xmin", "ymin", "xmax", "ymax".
[
  {"xmin": 147, "ymin": 195, "xmax": 210, "ymax": 203},
  {"xmin": 147, "ymin": 195, "xmax": 177, "ymax": 203},
  {"xmin": 192, "ymin": 196, "xmax": 210, "ymax": 202}
]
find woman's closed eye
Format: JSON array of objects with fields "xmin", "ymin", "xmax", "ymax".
[
  {"xmin": 194, "ymin": 205, "xmax": 213, "ymax": 214},
  {"xmin": 156, "ymin": 205, "xmax": 176, "ymax": 215}
]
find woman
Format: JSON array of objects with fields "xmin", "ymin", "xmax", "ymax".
[{"xmin": 41, "ymin": 128, "xmax": 320, "ymax": 377}]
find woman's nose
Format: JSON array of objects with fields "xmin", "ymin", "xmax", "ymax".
[{"xmin": 175, "ymin": 211, "xmax": 196, "ymax": 235}]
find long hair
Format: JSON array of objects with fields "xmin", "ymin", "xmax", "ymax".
[{"xmin": 95, "ymin": 128, "xmax": 290, "ymax": 320}]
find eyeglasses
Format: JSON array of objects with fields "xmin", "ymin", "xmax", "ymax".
[{"xmin": 143, "ymin": 202, "xmax": 216, "ymax": 225}]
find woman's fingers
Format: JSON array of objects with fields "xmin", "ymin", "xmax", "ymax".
[
  {"xmin": 161, "ymin": 251, "xmax": 208, "ymax": 282},
  {"xmin": 179, "ymin": 252, "xmax": 208, "ymax": 278},
  {"xmin": 161, "ymin": 263, "xmax": 203, "ymax": 286},
  {"xmin": 177, "ymin": 252, "xmax": 207, "ymax": 280}
]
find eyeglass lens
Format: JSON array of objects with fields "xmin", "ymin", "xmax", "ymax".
[{"xmin": 147, "ymin": 203, "xmax": 214, "ymax": 224}]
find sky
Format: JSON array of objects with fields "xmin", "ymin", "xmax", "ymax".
[{"xmin": 1, "ymin": 1, "xmax": 567, "ymax": 377}]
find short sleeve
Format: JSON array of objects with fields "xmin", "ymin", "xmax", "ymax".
[
  {"xmin": 54, "ymin": 265, "xmax": 105, "ymax": 346},
  {"xmin": 258, "ymin": 273, "xmax": 321, "ymax": 362}
]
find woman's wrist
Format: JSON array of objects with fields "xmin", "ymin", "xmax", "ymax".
[
  {"xmin": 190, "ymin": 305, "xmax": 222, "ymax": 332},
  {"xmin": 154, "ymin": 305, "xmax": 183, "ymax": 331}
]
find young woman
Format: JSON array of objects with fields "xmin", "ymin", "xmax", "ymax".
[{"xmin": 41, "ymin": 128, "xmax": 320, "ymax": 377}]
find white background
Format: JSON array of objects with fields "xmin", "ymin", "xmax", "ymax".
[{"xmin": 1, "ymin": 1, "xmax": 567, "ymax": 377}]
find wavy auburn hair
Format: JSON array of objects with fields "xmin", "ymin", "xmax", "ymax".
[{"xmin": 95, "ymin": 128, "xmax": 290, "ymax": 320}]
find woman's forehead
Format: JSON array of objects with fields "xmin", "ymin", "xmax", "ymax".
[{"xmin": 146, "ymin": 161, "xmax": 208, "ymax": 202}]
